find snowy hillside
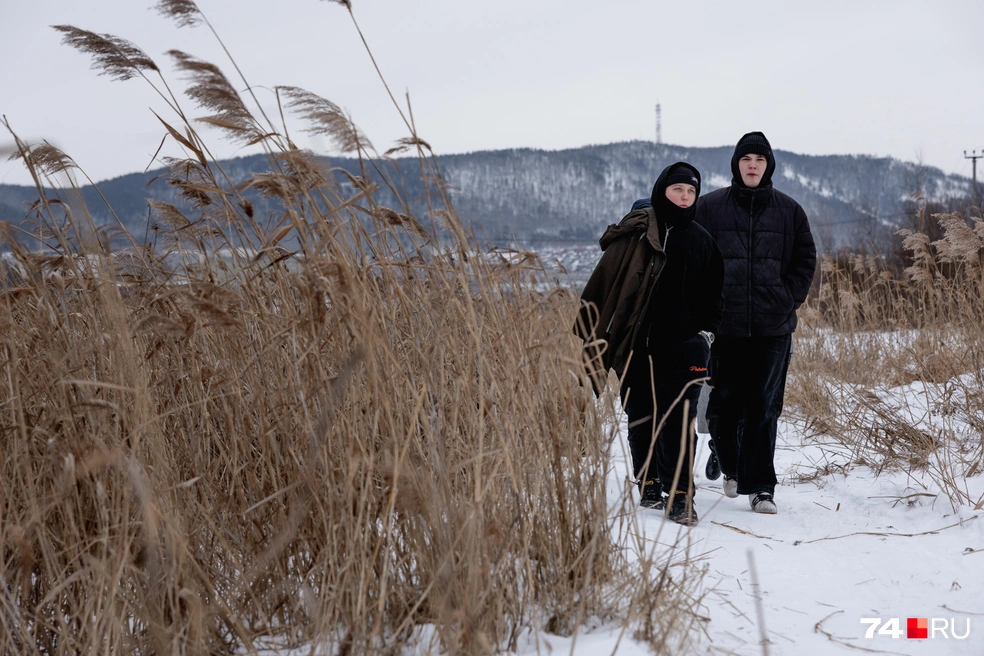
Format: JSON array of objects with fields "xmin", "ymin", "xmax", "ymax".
[
  {"xmin": 435, "ymin": 142, "xmax": 973, "ymax": 252},
  {"xmin": 0, "ymin": 142, "xmax": 973, "ymax": 255}
]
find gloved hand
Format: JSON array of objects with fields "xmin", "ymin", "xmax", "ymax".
[{"xmin": 699, "ymin": 331, "xmax": 715, "ymax": 349}]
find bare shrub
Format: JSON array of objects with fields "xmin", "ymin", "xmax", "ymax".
[{"xmin": 790, "ymin": 212, "xmax": 984, "ymax": 509}]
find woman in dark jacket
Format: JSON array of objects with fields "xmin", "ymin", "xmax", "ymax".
[{"xmin": 577, "ymin": 162, "xmax": 724, "ymax": 526}]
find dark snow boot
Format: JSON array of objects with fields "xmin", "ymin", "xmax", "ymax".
[
  {"xmin": 639, "ymin": 479, "xmax": 665, "ymax": 510},
  {"xmin": 666, "ymin": 491, "xmax": 699, "ymax": 526},
  {"xmin": 704, "ymin": 439, "xmax": 721, "ymax": 481}
]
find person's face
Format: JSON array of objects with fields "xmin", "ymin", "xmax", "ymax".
[
  {"xmin": 739, "ymin": 154, "xmax": 768, "ymax": 188},
  {"xmin": 665, "ymin": 183, "xmax": 697, "ymax": 208}
]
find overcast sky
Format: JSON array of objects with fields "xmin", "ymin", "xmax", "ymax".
[{"xmin": 1, "ymin": 0, "xmax": 983, "ymax": 187}]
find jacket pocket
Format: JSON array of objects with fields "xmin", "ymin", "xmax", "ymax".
[{"xmin": 781, "ymin": 280, "xmax": 795, "ymax": 313}]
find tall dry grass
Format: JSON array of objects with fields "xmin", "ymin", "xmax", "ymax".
[
  {"xmin": 788, "ymin": 209, "xmax": 984, "ymax": 509},
  {"xmin": 1, "ymin": 2, "xmax": 703, "ymax": 654}
]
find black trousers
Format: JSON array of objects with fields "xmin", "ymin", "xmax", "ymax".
[
  {"xmin": 706, "ymin": 335, "xmax": 792, "ymax": 496},
  {"xmin": 619, "ymin": 335, "xmax": 710, "ymax": 492}
]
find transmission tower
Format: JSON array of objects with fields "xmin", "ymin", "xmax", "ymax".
[{"xmin": 655, "ymin": 103, "xmax": 662, "ymax": 145}]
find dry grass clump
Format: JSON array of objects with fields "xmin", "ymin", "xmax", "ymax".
[
  {"xmin": 0, "ymin": 5, "xmax": 702, "ymax": 654},
  {"xmin": 789, "ymin": 212, "xmax": 984, "ymax": 506}
]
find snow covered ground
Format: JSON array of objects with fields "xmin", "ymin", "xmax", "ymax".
[
  {"xmin": 515, "ymin": 406, "xmax": 984, "ymax": 655},
  {"xmin": 260, "ymin": 369, "xmax": 983, "ymax": 656}
]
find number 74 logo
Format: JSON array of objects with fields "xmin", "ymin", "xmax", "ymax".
[{"xmin": 861, "ymin": 617, "xmax": 970, "ymax": 640}]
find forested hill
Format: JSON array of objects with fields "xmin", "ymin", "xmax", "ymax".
[{"xmin": 0, "ymin": 141, "xmax": 973, "ymax": 253}]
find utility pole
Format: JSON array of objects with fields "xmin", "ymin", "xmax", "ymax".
[
  {"xmin": 655, "ymin": 103, "xmax": 662, "ymax": 145},
  {"xmin": 966, "ymin": 149, "xmax": 982, "ymax": 206}
]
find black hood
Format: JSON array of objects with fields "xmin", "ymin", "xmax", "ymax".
[
  {"xmin": 730, "ymin": 131, "xmax": 776, "ymax": 188},
  {"xmin": 649, "ymin": 161, "xmax": 701, "ymax": 230}
]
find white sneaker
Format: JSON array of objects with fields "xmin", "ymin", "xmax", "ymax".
[
  {"xmin": 723, "ymin": 476, "xmax": 739, "ymax": 498},
  {"xmin": 749, "ymin": 492, "xmax": 778, "ymax": 514}
]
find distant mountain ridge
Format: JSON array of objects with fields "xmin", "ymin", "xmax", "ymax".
[
  {"xmin": 0, "ymin": 141, "xmax": 973, "ymax": 253},
  {"xmin": 435, "ymin": 142, "xmax": 973, "ymax": 251}
]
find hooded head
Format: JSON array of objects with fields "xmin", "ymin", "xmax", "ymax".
[
  {"xmin": 730, "ymin": 131, "xmax": 776, "ymax": 188},
  {"xmin": 649, "ymin": 162, "xmax": 701, "ymax": 228}
]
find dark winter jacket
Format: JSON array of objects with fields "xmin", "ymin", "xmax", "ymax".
[
  {"xmin": 695, "ymin": 133, "xmax": 817, "ymax": 337},
  {"xmin": 576, "ymin": 163, "xmax": 724, "ymax": 391}
]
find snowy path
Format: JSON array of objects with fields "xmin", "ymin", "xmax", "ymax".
[
  {"xmin": 518, "ymin": 413, "xmax": 984, "ymax": 656},
  {"xmin": 599, "ymin": 417, "xmax": 984, "ymax": 655},
  {"xmin": 267, "ymin": 402, "xmax": 984, "ymax": 656}
]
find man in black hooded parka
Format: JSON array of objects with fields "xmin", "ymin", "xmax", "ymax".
[{"xmin": 696, "ymin": 132, "xmax": 817, "ymax": 514}]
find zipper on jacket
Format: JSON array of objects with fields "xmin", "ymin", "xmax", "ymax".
[{"xmin": 746, "ymin": 196, "xmax": 753, "ymax": 337}]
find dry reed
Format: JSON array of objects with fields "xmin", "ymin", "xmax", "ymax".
[
  {"xmin": 1, "ymin": 4, "xmax": 702, "ymax": 654},
  {"xmin": 788, "ymin": 211, "xmax": 984, "ymax": 509}
]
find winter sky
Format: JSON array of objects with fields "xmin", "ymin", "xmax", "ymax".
[{"xmin": 1, "ymin": 0, "xmax": 983, "ymax": 187}]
